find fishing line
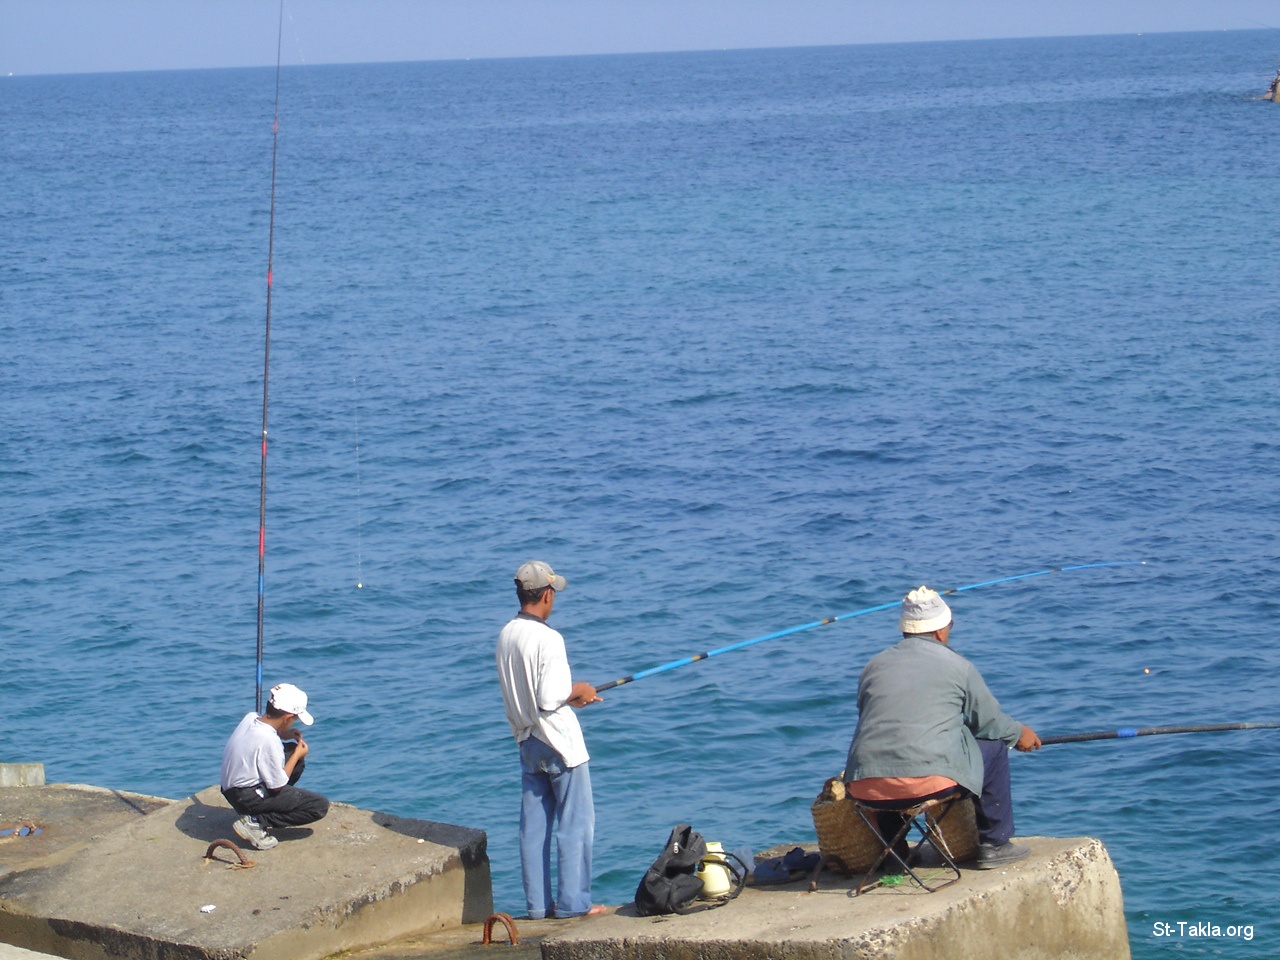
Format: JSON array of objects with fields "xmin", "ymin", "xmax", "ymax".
[
  {"xmin": 593, "ymin": 561, "xmax": 1146, "ymax": 692},
  {"xmin": 278, "ymin": 1, "xmax": 328, "ymax": 131},
  {"xmin": 255, "ymin": 0, "xmax": 286, "ymax": 713},
  {"xmin": 354, "ymin": 377, "xmax": 363, "ymax": 590},
  {"xmin": 1040, "ymin": 721, "xmax": 1280, "ymax": 746}
]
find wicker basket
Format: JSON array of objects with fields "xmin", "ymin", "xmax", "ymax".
[{"xmin": 810, "ymin": 776, "xmax": 979, "ymax": 874}]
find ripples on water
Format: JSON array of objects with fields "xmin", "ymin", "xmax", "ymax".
[{"xmin": 2, "ymin": 30, "xmax": 1279, "ymax": 957}]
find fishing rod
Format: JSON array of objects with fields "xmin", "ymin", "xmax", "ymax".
[
  {"xmin": 1041, "ymin": 721, "xmax": 1280, "ymax": 746},
  {"xmin": 255, "ymin": 0, "xmax": 286, "ymax": 713},
  {"xmin": 593, "ymin": 561, "xmax": 1145, "ymax": 693}
]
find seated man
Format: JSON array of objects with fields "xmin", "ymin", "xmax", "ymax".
[
  {"xmin": 220, "ymin": 682, "xmax": 330, "ymax": 850},
  {"xmin": 844, "ymin": 586, "xmax": 1040, "ymax": 869}
]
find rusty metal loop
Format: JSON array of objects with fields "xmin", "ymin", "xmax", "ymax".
[
  {"xmin": 481, "ymin": 913, "xmax": 520, "ymax": 945},
  {"xmin": 204, "ymin": 838, "xmax": 255, "ymax": 868}
]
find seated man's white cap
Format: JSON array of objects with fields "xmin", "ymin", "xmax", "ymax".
[{"xmin": 899, "ymin": 586, "xmax": 952, "ymax": 634}]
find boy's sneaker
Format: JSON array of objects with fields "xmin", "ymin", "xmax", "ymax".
[
  {"xmin": 973, "ymin": 840, "xmax": 1029, "ymax": 869},
  {"xmin": 233, "ymin": 815, "xmax": 278, "ymax": 850}
]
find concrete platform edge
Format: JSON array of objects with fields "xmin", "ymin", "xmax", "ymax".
[
  {"xmin": 0, "ymin": 768, "xmax": 46, "ymax": 790},
  {"xmin": 0, "ymin": 784, "xmax": 493, "ymax": 960},
  {"xmin": 543, "ymin": 837, "xmax": 1129, "ymax": 960}
]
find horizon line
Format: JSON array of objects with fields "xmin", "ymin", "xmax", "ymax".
[{"xmin": 3, "ymin": 24, "xmax": 1268, "ymax": 80}]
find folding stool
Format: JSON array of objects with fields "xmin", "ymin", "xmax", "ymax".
[{"xmin": 851, "ymin": 795, "xmax": 964, "ymax": 894}]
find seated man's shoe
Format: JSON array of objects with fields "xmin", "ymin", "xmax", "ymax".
[
  {"xmin": 973, "ymin": 840, "xmax": 1029, "ymax": 869},
  {"xmin": 233, "ymin": 815, "xmax": 279, "ymax": 850}
]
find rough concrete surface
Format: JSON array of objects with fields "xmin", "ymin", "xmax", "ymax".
[
  {"xmin": 339, "ymin": 914, "xmax": 595, "ymax": 960},
  {"xmin": 0, "ymin": 784, "xmax": 169, "ymax": 879},
  {"xmin": 543, "ymin": 837, "xmax": 1129, "ymax": 960},
  {"xmin": 0, "ymin": 784, "xmax": 492, "ymax": 960}
]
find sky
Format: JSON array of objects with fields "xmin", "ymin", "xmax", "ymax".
[{"xmin": 2, "ymin": 0, "xmax": 1279, "ymax": 76}]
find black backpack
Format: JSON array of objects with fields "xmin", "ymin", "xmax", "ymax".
[{"xmin": 634, "ymin": 824, "xmax": 747, "ymax": 916}]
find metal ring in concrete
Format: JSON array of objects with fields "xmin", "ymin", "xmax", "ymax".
[
  {"xmin": 203, "ymin": 838, "xmax": 255, "ymax": 869},
  {"xmin": 481, "ymin": 913, "xmax": 520, "ymax": 945}
]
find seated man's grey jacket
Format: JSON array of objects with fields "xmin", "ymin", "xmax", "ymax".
[{"xmin": 844, "ymin": 634, "xmax": 1022, "ymax": 797}]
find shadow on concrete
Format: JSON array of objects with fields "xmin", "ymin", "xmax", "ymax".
[
  {"xmin": 371, "ymin": 811, "xmax": 482, "ymax": 850},
  {"xmin": 172, "ymin": 798, "xmax": 314, "ymax": 844},
  {"xmin": 370, "ymin": 812, "xmax": 428, "ymax": 840},
  {"xmin": 173, "ymin": 795, "xmax": 238, "ymax": 843},
  {"xmin": 109, "ymin": 789, "xmax": 156, "ymax": 816}
]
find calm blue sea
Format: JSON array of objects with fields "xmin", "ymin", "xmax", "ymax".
[{"xmin": 3, "ymin": 29, "xmax": 1279, "ymax": 957}]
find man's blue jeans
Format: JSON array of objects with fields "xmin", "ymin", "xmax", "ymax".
[{"xmin": 519, "ymin": 735, "xmax": 594, "ymax": 919}]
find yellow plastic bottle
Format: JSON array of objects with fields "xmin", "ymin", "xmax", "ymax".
[{"xmin": 696, "ymin": 841, "xmax": 733, "ymax": 899}]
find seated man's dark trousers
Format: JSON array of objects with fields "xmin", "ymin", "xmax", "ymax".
[
  {"xmin": 865, "ymin": 738, "xmax": 1015, "ymax": 849},
  {"xmin": 972, "ymin": 737, "xmax": 1014, "ymax": 845}
]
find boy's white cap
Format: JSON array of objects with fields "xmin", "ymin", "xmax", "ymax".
[{"xmin": 269, "ymin": 683, "xmax": 314, "ymax": 725}]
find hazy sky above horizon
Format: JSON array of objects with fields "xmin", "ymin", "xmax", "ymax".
[{"xmin": 2, "ymin": 0, "xmax": 1279, "ymax": 77}]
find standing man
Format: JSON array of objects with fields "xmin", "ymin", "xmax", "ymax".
[
  {"xmin": 220, "ymin": 682, "xmax": 330, "ymax": 851},
  {"xmin": 496, "ymin": 561, "xmax": 607, "ymax": 919},
  {"xmin": 844, "ymin": 586, "xmax": 1041, "ymax": 868}
]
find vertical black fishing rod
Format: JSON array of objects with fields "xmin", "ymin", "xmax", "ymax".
[{"xmin": 256, "ymin": 0, "xmax": 286, "ymax": 713}]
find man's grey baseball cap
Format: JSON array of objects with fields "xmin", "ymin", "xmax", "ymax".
[{"xmin": 515, "ymin": 560, "xmax": 567, "ymax": 592}]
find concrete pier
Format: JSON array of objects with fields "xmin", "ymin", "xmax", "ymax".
[
  {"xmin": 0, "ymin": 784, "xmax": 491, "ymax": 960},
  {"xmin": 543, "ymin": 837, "xmax": 1129, "ymax": 960},
  {"xmin": 0, "ymin": 767, "xmax": 45, "ymax": 790},
  {"xmin": 3, "ymin": 781, "xmax": 1128, "ymax": 960}
]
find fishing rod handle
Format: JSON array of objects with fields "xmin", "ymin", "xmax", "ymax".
[{"xmin": 1040, "ymin": 721, "xmax": 1280, "ymax": 746}]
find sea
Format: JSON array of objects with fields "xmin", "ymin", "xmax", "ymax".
[{"xmin": 2, "ymin": 28, "xmax": 1279, "ymax": 958}]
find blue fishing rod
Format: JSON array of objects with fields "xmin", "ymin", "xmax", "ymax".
[
  {"xmin": 1041, "ymin": 721, "xmax": 1280, "ymax": 746},
  {"xmin": 593, "ymin": 561, "xmax": 1146, "ymax": 692}
]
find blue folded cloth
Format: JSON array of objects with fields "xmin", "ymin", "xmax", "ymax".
[
  {"xmin": 752, "ymin": 847, "xmax": 821, "ymax": 884},
  {"xmin": 751, "ymin": 858, "xmax": 793, "ymax": 884},
  {"xmin": 781, "ymin": 847, "xmax": 821, "ymax": 872}
]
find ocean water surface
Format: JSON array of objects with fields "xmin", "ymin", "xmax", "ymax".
[{"xmin": 2, "ymin": 29, "xmax": 1279, "ymax": 957}]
